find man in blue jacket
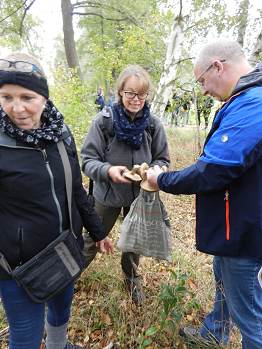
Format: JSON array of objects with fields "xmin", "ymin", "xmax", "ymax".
[{"xmin": 147, "ymin": 39, "xmax": 262, "ymax": 349}]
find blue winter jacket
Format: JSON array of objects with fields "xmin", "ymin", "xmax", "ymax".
[{"xmin": 158, "ymin": 63, "xmax": 262, "ymax": 259}]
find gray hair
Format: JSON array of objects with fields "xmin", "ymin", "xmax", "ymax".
[
  {"xmin": 195, "ymin": 39, "xmax": 245, "ymax": 70},
  {"xmin": 115, "ymin": 64, "xmax": 153, "ymax": 103},
  {"xmin": 1, "ymin": 52, "xmax": 46, "ymax": 78}
]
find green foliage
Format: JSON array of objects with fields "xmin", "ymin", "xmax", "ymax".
[
  {"xmin": 159, "ymin": 269, "xmax": 200, "ymax": 330},
  {"xmin": 138, "ymin": 269, "xmax": 200, "ymax": 348},
  {"xmin": 185, "ymin": 0, "xmax": 242, "ymax": 56},
  {"xmin": 50, "ymin": 66, "xmax": 96, "ymax": 148},
  {"xmin": 0, "ymin": 0, "xmax": 40, "ymax": 51},
  {"xmin": 77, "ymin": 0, "xmax": 172, "ymax": 94}
]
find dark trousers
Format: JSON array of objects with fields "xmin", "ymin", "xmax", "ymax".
[{"xmin": 83, "ymin": 201, "xmax": 140, "ymax": 279}]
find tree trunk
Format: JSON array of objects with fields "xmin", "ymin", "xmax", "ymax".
[
  {"xmin": 61, "ymin": 0, "xmax": 82, "ymax": 80},
  {"xmin": 249, "ymin": 29, "xmax": 262, "ymax": 63},
  {"xmin": 236, "ymin": 0, "xmax": 249, "ymax": 47},
  {"xmin": 150, "ymin": 14, "xmax": 184, "ymax": 118}
]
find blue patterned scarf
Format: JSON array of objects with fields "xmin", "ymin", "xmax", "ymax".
[
  {"xmin": 113, "ymin": 103, "xmax": 150, "ymax": 149},
  {"xmin": 0, "ymin": 99, "xmax": 64, "ymax": 146}
]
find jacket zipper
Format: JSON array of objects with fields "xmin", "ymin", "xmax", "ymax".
[
  {"xmin": 41, "ymin": 149, "xmax": 63, "ymax": 234},
  {"xmin": 1, "ymin": 144, "xmax": 64, "ymax": 239},
  {"xmin": 224, "ymin": 190, "xmax": 230, "ymax": 240}
]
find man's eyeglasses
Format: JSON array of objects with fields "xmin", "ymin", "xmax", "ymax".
[
  {"xmin": 123, "ymin": 91, "xmax": 148, "ymax": 100},
  {"xmin": 195, "ymin": 59, "xmax": 226, "ymax": 87},
  {"xmin": 0, "ymin": 59, "xmax": 43, "ymax": 77}
]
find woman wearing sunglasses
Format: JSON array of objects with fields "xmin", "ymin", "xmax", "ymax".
[
  {"xmin": 0, "ymin": 52, "xmax": 113, "ymax": 349},
  {"xmin": 81, "ymin": 65, "xmax": 170, "ymax": 304}
]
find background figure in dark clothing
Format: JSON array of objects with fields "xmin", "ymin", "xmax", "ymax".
[{"xmin": 95, "ymin": 87, "xmax": 105, "ymax": 111}]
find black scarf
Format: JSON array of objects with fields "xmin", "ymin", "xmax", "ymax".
[
  {"xmin": 113, "ymin": 103, "xmax": 151, "ymax": 149},
  {"xmin": 0, "ymin": 99, "xmax": 64, "ymax": 146}
]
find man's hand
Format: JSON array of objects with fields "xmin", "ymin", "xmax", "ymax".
[
  {"xmin": 146, "ymin": 165, "xmax": 163, "ymax": 191},
  {"xmin": 108, "ymin": 166, "xmax": 131, "ymax": 184},
  {"xmin": 96, "ymin": 237, "xmax": 114, "ymax": 254}
]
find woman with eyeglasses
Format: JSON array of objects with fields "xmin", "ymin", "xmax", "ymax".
[
  {"xmin": 81, "ymin": 65, "xmax": 170, "ymax": 304},
  {"xmin": 0, "ymin": 52, "xmax": 114, "ymax": 349}
]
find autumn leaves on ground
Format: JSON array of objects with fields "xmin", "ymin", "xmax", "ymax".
[
  {"xmin": 68, "ymin": 128, "xmax": 240, "ymax": 349},
  {"xmin": 0, "ymin": 128, "xmax": 240, "ymax": 349}
]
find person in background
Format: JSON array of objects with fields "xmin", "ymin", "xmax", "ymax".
[
  {"xmin": 0, "ymin": 52, "xmax": 113, "ymax": 349},
  {"xmin": 196, "ymin": 94, "xmax": 214, "ymax": 129},
  {"xmin": 146, "ymin": 39, "xmax": 262, "ymax": 348},
  {"xmin": 81, "ymin": 65, "xmax": 170, "ymax": 305},
  {"xmin": 179, "ymin": 92, "xmax": 191, "ymax": 127},
  {"xmin": 95, "ymin": 87, "xmax": 105, "ymax": 111}
]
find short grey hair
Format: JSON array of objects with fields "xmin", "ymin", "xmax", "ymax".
[{"xmin": 195, "ymin": 39, "xmax": 245, "ymax": 70}]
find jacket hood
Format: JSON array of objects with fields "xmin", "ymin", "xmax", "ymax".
[{"xmin": 232, "ymin": 62, "xmax": 262, "ymax": 95}]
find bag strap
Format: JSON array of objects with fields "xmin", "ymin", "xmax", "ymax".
[
  {"xmin": 88, "ymin": 178, "xmax": 94, "ymax": 196},
  {"xmin": 0, "ymin": 141, "xmax": 76, "ymax": 275},
  {"xmin": 57, "ymin": 141, "xmax": 77, "ymax": 238}
]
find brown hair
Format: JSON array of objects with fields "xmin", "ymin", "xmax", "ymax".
[{"xmin": 115, "ymin": 64, "xmax": 153, "ymax": 103}]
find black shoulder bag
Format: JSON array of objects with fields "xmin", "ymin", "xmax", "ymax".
[{"xmin": 0, "ymin": 141, "xmax": 86, "ymax": 303}]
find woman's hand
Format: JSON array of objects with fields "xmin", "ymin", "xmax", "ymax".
[
  {"xmin": 108, "ymin": 166, "xmax": 131, "ymax": 184},
  {"xmin": 146, "ymin": 165, "xmax": 163, "ymax": 191},
  {"xmin": 96, "ymin": 237, "xmax": 114, "ymax": 254}
]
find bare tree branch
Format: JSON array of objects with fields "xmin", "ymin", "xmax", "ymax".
[
  {"xmin": 71, "ymin": 1, "xmax": 141, "ymax": 27},
  {"xmin": 19, "ymin": 0, "xmax": 37, "ymax": 36},
  {"xmin": 0, "ymin": 0, "xmax": 27, "ymax": 23},
  {"xmin": 72, "ymin": 11, "xmax": 133, "ymax": 23},
  {"xmin": 73, "ymin": 1, "xmax": 89, "ymax": 6},
  {"xmin": 175, "ymin": 56, "xmax": 195, "ymax": 64},
  {"xmin": 73, "ymin": 1, "xmax": 98, "ymax": 8}
]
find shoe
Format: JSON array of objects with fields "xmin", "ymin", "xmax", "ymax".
[
  {"xmin": 179, "ymin": 326, "xmax": 221, "ymax": 347},
  {"xmin": 124, "ymin": 277, "xmax": 145, "ymax": 305},
  {"xmin": 64, "ymin": 343, "xmax": 85, "ymax": 349}
]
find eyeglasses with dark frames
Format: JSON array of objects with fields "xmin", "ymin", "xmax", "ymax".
[
  {"xmin": 123, "ymin": 91, "xmax": 148, "ymax": 100},
  {"xmin": 0, "ymin": 59, "xmax": 43, "ymax": 77},
  {"xmin": 195, "ymin": 59, "xmax": 226, "ymax": 87}
]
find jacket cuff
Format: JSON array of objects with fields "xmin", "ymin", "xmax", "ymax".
[{"xmin": 100, "ymin": 163, "xmax": 111, "ymax": 181}]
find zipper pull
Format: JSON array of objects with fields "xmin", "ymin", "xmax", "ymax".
[
  {"xmin": 41, "ymin": 149, "xmax": 48, "ymax": 162},
  {"xmin": 224, "ymin": 190, "xmax": 230, "ymax": 241}
]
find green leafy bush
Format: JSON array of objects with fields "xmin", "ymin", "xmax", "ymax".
[{"xmin": 50, "ymin": 66, "xmax": 97, "ymax": 148}]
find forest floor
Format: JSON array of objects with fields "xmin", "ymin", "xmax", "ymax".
[{"xmin": 0, "ymin": 127, "xmax": 241, "ymax": 349}]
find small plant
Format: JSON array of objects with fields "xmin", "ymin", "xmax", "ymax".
[
  {"xmin": 138, "ymin": 325, "xmax": 158, "ymax": 349},
  {"xmin": 138, "ymin": 269, "xmax": 200, "ymax": 348},
  {"xmin": 159, "ymin": 269, "xmax": 199, "ymax": 331}
]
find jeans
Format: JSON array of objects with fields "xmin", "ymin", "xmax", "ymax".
[
  {"xmin": 0, "ymin": 280, "xmax": 74, "ymax": 349},
  {"xmin": 200, "ymin": 256, "xmax": 262, "ymax": 349},
  {"xmin": 200, "ymin": 257, "xmax": 230, "ymax": 344}
]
